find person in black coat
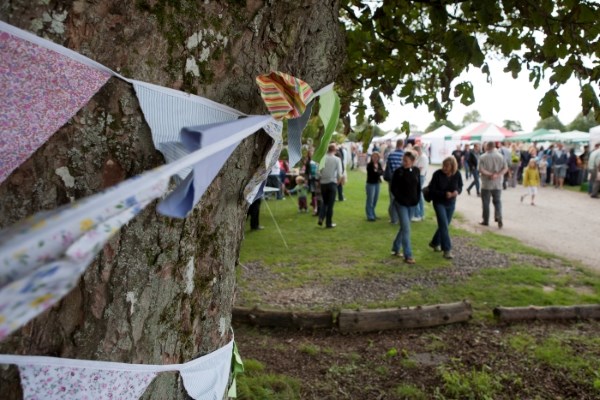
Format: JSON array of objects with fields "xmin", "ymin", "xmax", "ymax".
[
  {"xmin": 428, "ymin": 156, "xmax": 463, "ymax": 259},
  {"xmin": 390, "ymin": 151, "xmax": 421, "ymax": 264}
]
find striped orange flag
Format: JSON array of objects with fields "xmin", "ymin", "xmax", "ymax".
[{"xmin": 256, "ymin": 71, "xmax": 314, "ymax": 120}]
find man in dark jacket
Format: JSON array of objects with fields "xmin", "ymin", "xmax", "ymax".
[{"xmin": 390, "ymin": 151, "xmax": 421, "ymax": 264}]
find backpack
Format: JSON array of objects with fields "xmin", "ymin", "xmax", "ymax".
[{"xmin": 511, "ymin": 151, "xmax": 520, "ymax": 164}]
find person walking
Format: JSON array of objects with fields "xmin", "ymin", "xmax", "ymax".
[
  {"xmin": 587, "ymin": 143, "xmax": 600, "ymax": 197},
  {"xmin": 384, "ymin": 139, "xmax": 405, "ymax": 224},
  {"xmin": 365, "ymin": 151, "xmax": 383, "ymax": 221},
  {"xmin": 318, "ymin": 143, "xmax": 343, "ymax": 228},
  {"xmin": 411, "ymin": 145, "xmax": 429, "ymax": 221},
  {"xmin": 520, "ymin": 159, "xmax": 541, "ymax": 206},
  {"xmin": 428, "ymin": 157, "xmax": 463, "ymax": 259},
  {"xmin": 390, "ymin": 152, "xmax": 421, "ymax": 264},
  {"xmin": 479, "ymin": 141, "xmax": 508, "ymax": 229},
  {"xmin": 466, "ymin": 143, "xmax": 481, "ymax": 196},
  {"xmin": 552, "ymin": 143, "xmax": 568, "ymax": 189}
]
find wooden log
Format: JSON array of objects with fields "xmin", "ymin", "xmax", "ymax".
[
  {"xmin": 232, "ymin": 306, "xmax": 334, "ymax": 329},
  {"xmin": 493, "ymin": 304, "xmax": 600, "ymax": 322},
  {"xmin": 338, "ymin": 301, "xmax": 472, "ymax": 333}
]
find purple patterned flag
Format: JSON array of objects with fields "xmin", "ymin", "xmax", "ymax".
[{"xmin": 0, "ymin": 28, "xmax": 111, "ymax": 183}]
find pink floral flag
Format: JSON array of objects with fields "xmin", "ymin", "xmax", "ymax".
[{"xmin": 0, "ymin": 24, "xmax": 111, "ymax": 183}]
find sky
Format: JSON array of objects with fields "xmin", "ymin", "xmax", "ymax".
[{"xmin": 377, "ymin": 60, "xmax": 584, "ymax": 133}]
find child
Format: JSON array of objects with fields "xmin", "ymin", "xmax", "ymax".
[
  {"xmin": 521, "ymin": 159, "xmax": 541, "ymax": 205},
  {"xmin": 538, "ymin": 155, "xmax": 548, "ymax": 187},
  {"xmin": 289, "ymin": 175, "xmax": 309, "ymax": 212}
]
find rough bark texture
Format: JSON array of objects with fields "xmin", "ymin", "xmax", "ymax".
[{"xmin": 0, "ymin": 1, "xmax": 345, "ymax": 398}]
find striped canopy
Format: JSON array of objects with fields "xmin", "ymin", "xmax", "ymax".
[
  {"xmin": 445, "ymin": 122, "xmax": 515, "ymax": 142},
  {"xmin": 506, "ymin": 128, "xmax": 552, "ymax": 142}
]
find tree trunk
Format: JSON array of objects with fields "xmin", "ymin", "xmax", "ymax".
[{"xmin": 0, "ymin": 1, "xmax": 345, "ymax": 398}]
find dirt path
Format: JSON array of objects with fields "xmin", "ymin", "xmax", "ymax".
[{"xmin": 440, "ymin": 169, "xmax": 600, "ymax": 272}]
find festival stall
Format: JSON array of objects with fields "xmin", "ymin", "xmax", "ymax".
[
  {"xmin": 420, "ymin": 125, "xmax": 455, "ymax": 164},
  {"xmin": 445, "ymin": 122, "xmax": 516, "ymax": 143}
]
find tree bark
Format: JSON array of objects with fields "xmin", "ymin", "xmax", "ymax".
[
  {"xmin": 338, "ymin": 302, "xmax": 473, "ymax": 332},
  {"xmin": 0, "ymin": 1, "xmax": 345, "ymax": 398},
  {"xmin": 494, "ymin": 305, "xmax": 600, "ymax": 322}
]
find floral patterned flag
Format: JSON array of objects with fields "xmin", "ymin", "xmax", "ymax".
[
  {"xmin": 0, "ymin": 179, "xmax": 168, "ymax": 340},
  {"xmin": 0, "ymin": 115, "xmax": 276, "ymax": 339},
  {"xmin": 0, "ymin": 338, "xmax": 234, "ymax": 400},
  {"xmin": 0, "ymin": 22, "xmax": 112, "ymax": 183}
]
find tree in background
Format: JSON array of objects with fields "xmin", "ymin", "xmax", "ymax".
[
  {"xmin": 340, "ymin": 0, "xmax": 600, "ymax": 146},
  {"xmin": 462, "ymin": 110, "xmax": 482, "ymax": 125},
  {"xmin": 566, "ymin": 113, "xmax": 597, "ymax": 132},
  {"xmin": 424, "ymin": 120, "xmax": 460, "ymax": 133},
  {"xmin": 503, "ymin": 120, "xmax": 523, "ymax": 132},
  {"xmin": 535, "ymin": 116, "xmax": 567, "ymax": 132}
]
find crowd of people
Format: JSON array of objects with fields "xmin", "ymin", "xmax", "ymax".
[{"xmin": 249, "ymin": 137, "xmax": 600, "ymax": 265}]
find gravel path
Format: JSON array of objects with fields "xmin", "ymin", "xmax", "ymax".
[{"xmin": 440, "ymin": 168, "xmax": 600, "ymax": 272}]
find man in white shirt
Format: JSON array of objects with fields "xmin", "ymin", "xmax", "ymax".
[
  {"xmin": 319, "ymin": 143, "xmax": 343, "ymax": 228},
  {"xmin": 479, "ymin": 141, "xmax": 508, "ymax": 228}
]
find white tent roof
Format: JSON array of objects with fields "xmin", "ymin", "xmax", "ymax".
[
  {"xmin": 536, "ymin": 130, "xmax": 589, "ymax": 143},
  {"xmin": 420, "ymin": 125, "xmax": 455, "ymax": 140}
]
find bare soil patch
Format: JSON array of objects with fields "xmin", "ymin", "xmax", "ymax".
[{"xmin": 235, "ymin": 237, "xmax": 600, "ymax": 399}]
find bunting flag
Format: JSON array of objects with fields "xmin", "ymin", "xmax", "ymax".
[
  {"xmin": 0, "ymin": 179, "xmax": 168, "ymax": 340},
  {"xmin": 287, "ymin": 101, "xmax": 314, "ymax": 167},
  {"xmin": 312, "ymin": 89, "xmax": 341, "ymax": 163},
  {"xmin": 256, "ymin": 71, "xmax": 314, "ymax": 120},
  {"xmin": 132, "ymin": 80, "xmax": 244, "ymax": 179},
  {"xmin": 0, "ymin": 338, "xmax": 234, "ymax": 400},
  {"xmin": 243, "ymin": 121, "xmax": 284, "ymax": 203},
  {"xmin": 0, "ymin": 115, "xmax": 276, "ymax": 339},
  {"xmin": 0, "ymin": 22, "xmax": 112, "ymax": 184},
  {"xmin": 256, "ymin": 75, "xmax": 337, "ymax": 167},
  {"xmin": 157, "ymin": 116, "xmax": 275, "ymax": 218}
]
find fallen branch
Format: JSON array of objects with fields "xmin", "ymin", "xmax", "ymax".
[
  {"xmin": 338, "ymin": 301, "xmax": 472, "ymax": 332},
  {"xmin": 493, "ymin": 304, "xmax": 600, "ymax": 322},
  {"xmin": 233, "ymin": 307, "xmax": 334, "ymax": 329}
]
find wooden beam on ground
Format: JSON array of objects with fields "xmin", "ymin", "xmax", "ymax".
[
  {"xmin": 338, "ymin": 301, "xmax": 472, "ymax": 333},
  {"xmin": 493, "ymin": 304, "xmax": 600, "ymax": 322},
  {"xmin": 232, "ymin": 307, "xmax": 334, "ymax": 329}
]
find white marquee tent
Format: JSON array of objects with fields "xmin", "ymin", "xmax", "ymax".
[
  {"xmin": 420, "ymin": 125, "xmax": 456, "ymax": 164},
  {"xmin": 591, "ymin": 125, "xmax": 600, "ymax": 147}
]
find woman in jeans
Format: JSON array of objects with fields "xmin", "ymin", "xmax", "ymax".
[
  {"xmin": 365, "ymin": 152, "xmax": 383, "ymax": 221},
  {"xmin": 428, "ymin": 157, "xmax": 463, "ymax": 259},
  {"xmin": 390, "ymin": 152, "xmax": 421, "ymax": 264}
]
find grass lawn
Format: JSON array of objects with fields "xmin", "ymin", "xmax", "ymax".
[
  {"xmin": 238, "ymin": 169, "xmax": 600, "ymax": 318},
  {"xmin": 236, "ymin": 169, "xmax": 600, "ymax": 399}
]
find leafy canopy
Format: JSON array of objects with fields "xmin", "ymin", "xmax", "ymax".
[{"xmin": 339, "ymin": 0, "xmax": 600, "ymax": 137}]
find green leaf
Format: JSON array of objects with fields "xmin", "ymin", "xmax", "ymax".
[
  {"xmin": 580, "ymin": 83, "xmax": 599, "ymax": 118},
  {"xmin": 537, "ymin": 89, "xmax": 560, "ymax": 119},
  {"xmin": 503, "ymin": 57, "xmax": 521, "ymax": 79},
  {"xmin": 454, "ymin": 82, "xmax": 475, "ymax": 106},
  {"xmin": 549, "ymin": 65, "xmax": 572, "ymax": 85}
]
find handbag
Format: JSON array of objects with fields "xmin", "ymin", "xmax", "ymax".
[
  {"xmin": 383, "ymin": 162, "xmax": 393, "ymax": 182},
  {"xmin": 422, "ymin": 185, "xmax": 432, "ymax": 202}
]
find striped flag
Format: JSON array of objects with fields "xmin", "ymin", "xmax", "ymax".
[{"xmin": 256, "ymin": 72, "xmax": 314, "ymax": 120}]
